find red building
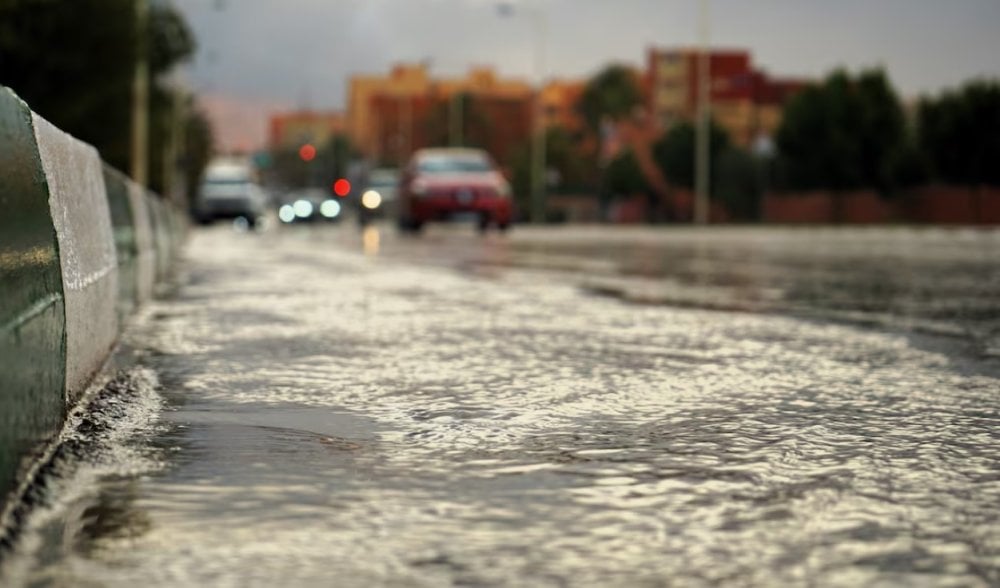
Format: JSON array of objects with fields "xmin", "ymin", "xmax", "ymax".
[{"xmin": 647, "ymin": 47, "xmax": 808, "ymax": 146}]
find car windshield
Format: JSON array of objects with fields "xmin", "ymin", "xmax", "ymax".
[
  {"xmin": 369, "ymin": 173, "xmax": 399, "ymax": 188},
  {"xmin": 201, "ymin": 180, "xmax": 251, "ymax": 197},
  {"xmin": 417, "ymin": 155, "xmax": 492, "ymax": 174}
]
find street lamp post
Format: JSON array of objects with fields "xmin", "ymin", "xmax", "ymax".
[
  {"xmin": 694, "ymin": 0, "xmax": 711, "ymax": 225},
  {"xmin": 450, "ymin": 91, "xmax": 464, "ymax": 147},
  {"xmin": 499, "ymin": 1, "xmax": 547, "ymax": 224}
]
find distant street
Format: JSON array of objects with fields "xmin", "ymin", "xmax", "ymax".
[{"xmin": 6, "ymin": 221, "xmax": 1000, "ymax": 587}]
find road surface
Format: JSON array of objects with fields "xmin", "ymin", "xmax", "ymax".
[{"xmin": 4, "ymin": 222, "xmax": 999, "ymax": 587}]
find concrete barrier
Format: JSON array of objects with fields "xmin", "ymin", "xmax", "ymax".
[
  {"xmin": 0, "ymin": 88, "xmax": 67, "ymax": 507},
  {"xmin": 104, "ymin": 166, "xmax": 156, "ymax": 323},
  {"xmin": 0, "ymin": 86, "xmax": 186, "ymax": 524},
  {"xmin": 33, "ymin": 114, "xmax": 120, "ymax": 403}
]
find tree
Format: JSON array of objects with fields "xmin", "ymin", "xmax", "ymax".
[
  {"xmin": 181, "ymin": 105, "xmax": 214, "ymax": 214},
  {"xmin": 508, "ymin": 125, "xmax": 592, "ymax": 219},
  {"xmin": 543, "ymin": 125, "xmax": 592, "ymax": 192},
  {"xmin": 775, "ymin": 68, "xmax": 908, "ymax": 195},
  {"xmin": 713, "ymin": 148, "xmax": 763, "ymax": 221},
  {"xmin": 918, "ymin": 80, "xmax": 1000, "ymax": 186},
  {"xmin": 651, "ymin": 120, "xmax": 729, "ymax": 190},
  {"xmin": 604, "ymin": 149, "xmax": 649, "ymax": 198},
  {"xmin": 0, "ymin": 0, "xmax": 200, "ymax": 193},
  {"xmin": 578, "ymin": 64, "xmax": 643, "ymax": 133},
  {"xmin": 269, "ymin": 134, "xmax": 357, "ymax": 190}
]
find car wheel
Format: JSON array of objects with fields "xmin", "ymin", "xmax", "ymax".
[
  {"xmin": 477, "ymin": 216, "xmax": 490, "ymax": 234},
  {"xmin": 497, "ymin": 222, "xmax": 510, "ymax": 233}
]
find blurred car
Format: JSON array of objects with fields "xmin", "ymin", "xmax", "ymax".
[
  {"xmin": 398, "ymin": 148, "xmax": 513, "ymax": 233},
  {"xmin": 277, "ymin": 188, "xmax": 344, "ymax": 224},
  {"xmin": 357, "ymin": 167, "xmax": 399, "ymax": 226},
  {"xmin": 195, "ymin": 158, "xmax": 267, "ymax": 226}
]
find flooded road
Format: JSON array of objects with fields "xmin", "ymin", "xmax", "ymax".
[{"xmin": 5, "ymin": 223, "xmax": 1000, "ymax": 587}]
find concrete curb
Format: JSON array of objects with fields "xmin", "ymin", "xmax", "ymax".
[
  {"xmin": 0, "ymin": 89, "xmax": 66, "ymax": 510},
  {"xmin": 33, "ymin": 113, "xmax": 120, "ymax": 404},
  {"xmin": 0, "ymin": 87, "xmax": 186, "ymax": 520}
]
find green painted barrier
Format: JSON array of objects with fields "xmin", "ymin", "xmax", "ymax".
[
  {"xmin": 148, "ymin": 195, "xmax": 172, "ymax": 283},
  {"xmin": 104, "ymin": 166, "xmax": 157, "ymax": 323},
  {"xmin": 104, "ymin": 166, "xmax": 139, "ymax": 323},
  {"xmin": 1, "ymin": 87, "xmax": 187, "ymax": 524},
  {"xmin": 0, "ymin": 88, "xmax": 67, "ymax": 507}
]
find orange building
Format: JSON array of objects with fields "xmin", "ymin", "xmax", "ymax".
[
  {"xmin": 540, "ymin": 79, "xmax": 587, "ymax": 133},
  {"xmin": 349, "ymin": 63, "xmax": 538, "ymax": 165},
  {"xmin": 368, "ymin": 91, "xmax": 533, "ymax": 167},
  {"xmin": 348, "ymin": 64, "xmax": 433, "ymax": 157},
  {"xmin": 268, "ymin": 110, "xmax": 347, "ymax": 151}
]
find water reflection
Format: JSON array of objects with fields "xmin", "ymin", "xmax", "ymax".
[
  {"xmin": 362, "ymin": 225, "xmax": 380, "ymax": 256},
  {"xmin": 505, "ymin": 228, "xmax": 1000, "ymax": 355},
  {"xmin": 8, "ymin": 226, "xmax": 999, "ymax": 587}
]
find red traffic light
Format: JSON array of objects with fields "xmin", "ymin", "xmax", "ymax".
[
  {"xmin": 333, "ymin": 178, "xmax": 351, "ymax": 197},
  {"xmin": 298, "ymin": 144, "xmax": 316, "ymax": 162}
]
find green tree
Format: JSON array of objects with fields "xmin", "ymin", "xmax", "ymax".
[
  {"xmin": 713, "ymin": 148, "xmax": 763, "ymax": 221},
  {"xmin": 918, "ymin": 80, "xmax": 1000, "ymax": 186},
  {"xmin": 775, "ymin": 68, "xmax": 908, "ymax": 194},
  {"xmin": 543, "ymin": 125, "xmax": 592, "ymax": 192},
  {"xmin": 651, "ymin": 120, "xmax": 729, "ymax": 189},
  {"xmin": 507, "ymin": 125, "xmax": 591, "ymax": 219},
  {"xmin": 578, "ymin": 64, "xmax": 643, "ymax": 133},
  {"xmin": 0, "ymin": 0, "xmax": 200, "ymax": 193},
  {"xmin": 604, "ymin": 148, "xmax": 649, "ymax": 198},
  {"xmin": 317, "ymin": 133, "xmax": 355, "ymax": 184},
  {"xmin": 269, "ymin": 134, "xmax": 357, "ymax": 190},
  {"xmin": 181, "ymin": 105, "xmax": 214, "ymax": 214}
]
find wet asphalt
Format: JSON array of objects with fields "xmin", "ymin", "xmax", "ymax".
[{"xmin": 4, "ymin": 221, "xmax": 1000, "ymax": 587}]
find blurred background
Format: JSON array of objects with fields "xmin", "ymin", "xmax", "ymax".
[
  {"xmin": 3, "ymin": 5, "xmax": 1000, "ymax": 585},
  {"xmin": 1, "ymin": 0, "xmax": 998, "ymax": 225}
]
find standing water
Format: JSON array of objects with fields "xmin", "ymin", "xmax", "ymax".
[{"xmin": 3, "ymin": 225, "xmax": 998, "ymax": 587}]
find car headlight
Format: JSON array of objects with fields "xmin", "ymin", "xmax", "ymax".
[
  {"xmin": 361, "ymin": 190, "xmax": 382, "ymax": 209},
  {"xmin": 320, "ymin": 199, "xmax": 341, "ymax": 218},
  {"xmin": 293, "ymin": 199, "xmax": 313, "ymax": 218}
]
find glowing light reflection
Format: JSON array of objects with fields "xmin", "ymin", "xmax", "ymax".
[
  {"xmin": 361, "ymin": 190, "xmax": 382, "ymax": 210},
  {"xmin": 320, "ymin": 200, "xmax": 341, "ymax": 218},
  {"xmin": 293, "ymin": 199, "xmax": 313, "ymax": 218}
]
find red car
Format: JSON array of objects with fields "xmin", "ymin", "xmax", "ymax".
[{"xmin": 398, "ymin": 148, "xmax": 514, "ymax": 233}]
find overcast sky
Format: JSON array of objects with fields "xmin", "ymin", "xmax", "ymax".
[{"xmin": 171, "ymin": 0, "xmax": 1000, "ymax": 150}]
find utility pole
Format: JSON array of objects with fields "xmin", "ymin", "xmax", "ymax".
[
  {"xmin": 401, "ymin": 94, "xmax": 413, "ymax": 162},
  {"xmin": 531, "ymin": 2, "xmax": 548, "ymax": 224},
  {"xmin": 450, "ymin": 91, "xmax": 464, "ymax": 147},
  {"xmin": 694, "ymin": 0, "xmax": 711, "ymax": 224},
  {"xmin": 130, "ymin": 0, "xmax": 149, "ymax": 188},
  {"xmin": 497, "ymin": 1, "xmax": 547, "ymax": 224}
]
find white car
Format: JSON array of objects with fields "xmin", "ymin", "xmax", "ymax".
[{"xmin": 195, "ymin": 159, "xmax": 267, "ymax": 226}]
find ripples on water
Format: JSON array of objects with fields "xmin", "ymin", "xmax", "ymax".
[{"xmin": 8, "ymin": 227, "xmax": 1000, "ymax": 587}]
